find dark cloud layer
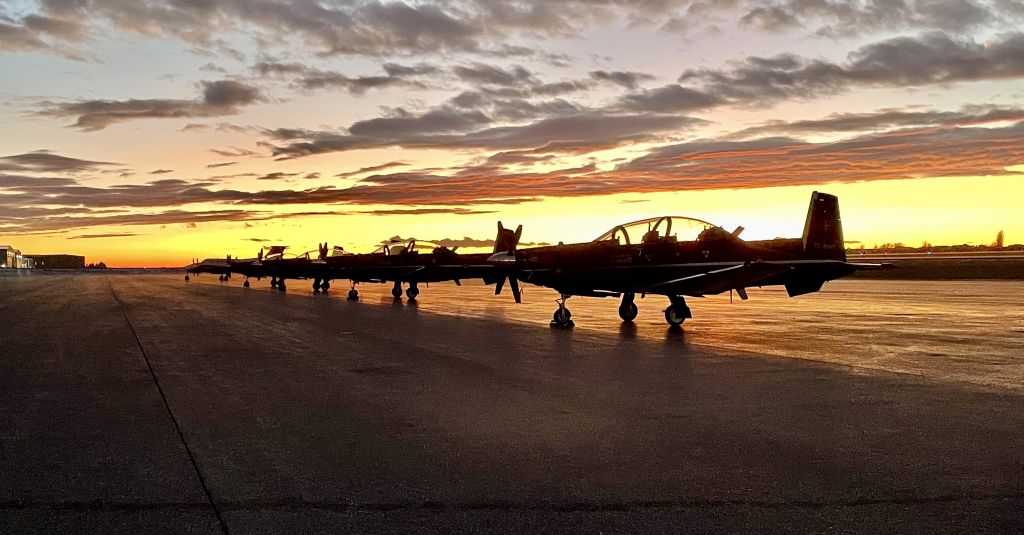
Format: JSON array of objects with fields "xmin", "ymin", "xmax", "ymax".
[
  {"xmin": 268, "ymin": 111, "xmax": 701, "ymax": 159},
  {"xmin": 253, "ymin": 60, "xmax": 439, "ymax": 94},
  {"xmin": 680, "ymin": 32, "xmax": 1024, "ymax": 104},
  {"xmin": 0, "ymin": 151, "xmax": 117, "ymax": 172},
  {"xmin": 730, "ymin": 106, "xmax": 1024, "ymax": 138},
  {"xmin": 40, "ymin": 80, "xmax": 262, "ymax": 130},
  {"xmin": 739, "ymin": 0, "xmax": 1003, "ymax": 38}
]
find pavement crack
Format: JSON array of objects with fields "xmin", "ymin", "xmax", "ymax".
[{"xmin": 107, "ymin": 279, "xmax": 231, "ymax": 535}]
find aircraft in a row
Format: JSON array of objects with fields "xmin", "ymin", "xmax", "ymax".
[{"xmin": 186, "ymin": 192, "xmax": 888, "ymax": 327}]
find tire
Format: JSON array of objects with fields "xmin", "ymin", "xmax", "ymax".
[
  {"xmin": 618, "ymin": 302, "xmax": 638, "ymax": 322},
  {"xmin": 391, "ymin": 286, "xmax": 403, "ymax": 298},
  {"xmin": 664, "ymin": 305, "xmax": 686, "ymax": 326},
  {"xmin": 348, "ymin": 289, "xmax": 359, "ymax": 301}
]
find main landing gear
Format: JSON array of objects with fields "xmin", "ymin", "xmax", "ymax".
[
  {"xmin": 550, "ymin": 294, "xmax": 574, "ymax": 328},
  {"xmin": 312, "ymin": 278, "xmax": 331, "ymax": 293},
  {"xmin": 405, "ymin": 283, "xmax": 419, "ymax": 301},
  {"xmin": 664, "ymin": 296, "xmax": 691, "ymax": 327},
  {"xmin": 270, "ymin": 277, "xmax": 286, "ymax": 291},
  {"xmin": 185, "ymin": 274, "xmax": 190, "ymax": 281},
  {"xmin": 391, "ymin": 281, "xmax": 403, "ymax": 299},
  {"xmin": 618, "ymin": 292, "xmax": 638, "ymax": 322},
  {"xmin": 218, "ymin": 273, "xmax": 230, "ymax": 281}
]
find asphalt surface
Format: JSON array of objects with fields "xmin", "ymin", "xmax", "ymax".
[{"xmin": 2, "ymin": 274, "xmax": 1024, "ymax": 534}]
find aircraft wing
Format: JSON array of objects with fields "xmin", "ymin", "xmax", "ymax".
[{"xmin": 646, "ymin": 262, "xmax": 793, "ymax": 296}]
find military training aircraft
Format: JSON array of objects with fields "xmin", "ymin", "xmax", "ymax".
[
  {"xmin": 185, "ymin": 191, "xmax": 885, "ymax": 328},
  {"xmin": 487, "ymin": 191, "xmax": 888, "ymax": 327},
  {"xmin": 329, "ymin": 223, "xmax": 521, "ymax": 301}
]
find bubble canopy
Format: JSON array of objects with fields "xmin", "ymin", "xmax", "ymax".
[{"xmin": 593, "ymin": 216, "xmax": 717, "ymax": 245}]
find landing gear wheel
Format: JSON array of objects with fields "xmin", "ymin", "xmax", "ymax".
[
  {"xmin": 347, "ymin": 288, "xmax": 359, "ymax": 301},
  {"xmin": 550, "ymin": 307, "xmax": 574, "ymax": 328},
  {"xmin": 664, "ymin": 305, "xmax": 688, "ymax": 327},
  {"xmin": 618, "ymin": 302, "xmax": 639, "ymax": 322},
  {"xmin": 243, "ymin": 280, "xmax": 250, "ymax": 288},
  {"xmin": 278, "ymin": 280, "xmax": 287, "ymax": 291},
  {"xmin": 270, "ymin": 277, "xmax": 278, "ymax": 288},
  {"xmin": 185, "ymin": 274, "xmax": 190, "ymax": 282},
  {"xmin": 218, "ymin": 275, "xmax": 224, "ymax": 281},
  {"xmin": 391, "ymin": 284, "xmax": 403, "ymax": 299},
  {"xmin": 321, "ymin": 281, "xmax": 330, "ymax": 292},
  {"xmin": 312, "ymin": 279, "xmax": 322, "ymax": 292},
  {"xmin": 406, "ymin": 285, "xmax": 419, "ymax": 300}
]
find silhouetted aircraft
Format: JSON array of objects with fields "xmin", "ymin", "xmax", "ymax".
[
  {"xmin": 328, "ymin": 225, "xmax": 522, "ymax": 301},
  {"xmin": 488, "ymin": 192, "xmax": 889, "ymax": 327},
  {"xmin": 185, "ymin": 256, "xmax": 233, "ymax": 281}
]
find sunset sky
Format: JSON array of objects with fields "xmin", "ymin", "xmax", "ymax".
[{"xmin": 2, "ymin": 0, "xmax": 1023, "ymax": 266}]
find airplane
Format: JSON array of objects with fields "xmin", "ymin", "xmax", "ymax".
[
  {"xmin": 488, "ymin": 191, "xmax": 890, "ymax": 328},
  {"xmin": 328, "ymin": 225, "xmax": 522, "ymax": 301},
  {"xmin": 184, "ymin": 256, "xmax": 233, "ymax": 281}
]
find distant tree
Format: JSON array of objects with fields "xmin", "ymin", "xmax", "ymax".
[
  {"xmin": 995, "ymin": 230, "xmax": 1005, "ymax": 248},
  {"xmin": 921, "ymin": 240, "xmax": 931, "ymax": 249}
]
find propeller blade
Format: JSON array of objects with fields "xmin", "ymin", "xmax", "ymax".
[
  {"xmin": 509, "ymin": 277, "xmax": 522, "ymax": 303},
  {"xmin": 495, "ymin": 276, "xmax": 506, "ymax": 295}
]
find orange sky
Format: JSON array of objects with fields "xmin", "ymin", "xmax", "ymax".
[{"xmin": 2, "ymin": 1, "xmax": 1023, "ymax": 266}]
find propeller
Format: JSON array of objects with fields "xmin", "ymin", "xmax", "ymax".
[{"xmin": 490, "ymin": 221, "xmax": 523, "ymax": 303}]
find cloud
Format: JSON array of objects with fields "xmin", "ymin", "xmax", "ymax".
[
  {"xmin": 454, "ymin": 63, "xmax": 535, "ymax": 86},
  {"xmin": 210, "ymin": 146, "xmax": 260, "ymax": 157},
  {"xmin": 618, "ymin": 84, "xmax": 723, "ymax": 113},
  {"xmin": 149, "ymin": 169, "xmax": 174, "ymax": 175},
  {"xmin": 612, "ymin": 121, "xmax": 1024, "ymax": 192},
  {"xmin": 40, "ymin": 80, "xmax": 262, "ymax": 130},
  {"xmin": 730, "ymin": 105, "xmax": 1024, "ymax": 138},
  {"xmin": 68, "ymin": 232, "xmax": 141, "ymax": 239},
  {"xmin": 367, "ymin": 208, "xmax": 495, "ymax": 216},
  {"xmin": 589, "ymin": 70, "xmax": 657, "ymax": 90},
  {"xmin": 207, "ymin": 161, "xmax": 237, "ymax": 168},
  {"xmin": 252, "ymin": 60, "xmax": 439, "ymax": 94},
  {"xmin": 268, "ymin": 111, "xmax": 702, "ymax": 159},
  {"xmin": 0, "ymin": 151, "xmax": 117, "ymax": 172},
  {"xmin": 424, "ymin": 236, "xmax": 552, "ymax": 248},
  {"xmin": 256, "ymin": 171, "xmax": 301, "ymax": 180},
  {"xmin": 679, "ymin": 32, "xmax": 1024, "ymax": 104},
  {"xmin": 335, "ymin": 161, "xmax": 408, "ymax": 178},
  {"xmin": 738, "ymin": 0, "xmax": 1004, "ymax": 38}
]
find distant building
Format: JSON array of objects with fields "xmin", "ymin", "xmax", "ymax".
[
  {"xmin": 25, "ymin": 254, "xmax": 86, "ymax": 269},
  {"xmin": 0, "ymin": 245, "xmax": 33, "ymax": 268}
]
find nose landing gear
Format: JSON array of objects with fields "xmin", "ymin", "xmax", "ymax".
[
  {"xmin": 391, "ymin": 281, "xmax": 403, "ymax": 299},
  {"xmin": 550, "ymin": 294, "xmax": 574, "ymax": 328}
]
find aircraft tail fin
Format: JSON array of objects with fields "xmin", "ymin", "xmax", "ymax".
[
  {"xmin": 493, "ymin": 221, "xmax": 522, "ymax": 254},
  {"xmin": 802, "ymin": 191, "xmax": 846, "ymax": 261}
]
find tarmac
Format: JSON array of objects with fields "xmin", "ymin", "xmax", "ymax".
[{"xmin": 2, "ymin": 274, "xmax": 1024, "ymax": 534}]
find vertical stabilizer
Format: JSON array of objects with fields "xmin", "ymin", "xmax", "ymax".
[{"xmin": 802, "ymin": 192, "xmax": 845, "ymax": 260}]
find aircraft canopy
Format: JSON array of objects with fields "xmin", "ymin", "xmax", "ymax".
[{"xmin": 593, "ymin": 216, "xmax": 717, "ymax": 245}]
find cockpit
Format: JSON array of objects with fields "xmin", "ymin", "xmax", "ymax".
[
  {"xmin": 372, "ymin": 238, "xmax": 452, "ymax": 256},
  {"xmin": 593, "ymin": 216, "xmax": 718, "ymax": 245}
]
